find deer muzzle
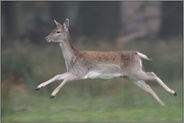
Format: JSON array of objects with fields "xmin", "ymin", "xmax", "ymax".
[{"xmin": 45, "ymin": 36, "xmax": 52, "ymax": 42}]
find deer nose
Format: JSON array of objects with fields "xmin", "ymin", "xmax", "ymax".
[
  {"xmin": 45, "ymin": 37, "xmax": 48, "ymax": 40},
  {"xmin": 45, "ymin": 36, "xmax": 51, "ymax": 42}
]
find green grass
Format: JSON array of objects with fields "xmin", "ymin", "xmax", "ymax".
[{"xmin": 2, "ymin": 81, "xmax": 182, "ymax": 122}]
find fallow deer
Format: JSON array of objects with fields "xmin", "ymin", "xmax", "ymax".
[{"xmin": 35, "ymin": 19, "xmax": 177, "ymax": 106}]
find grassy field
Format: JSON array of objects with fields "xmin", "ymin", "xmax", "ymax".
[
  {"xmin": 2, "ymin": 40, "xmax": 183, "ymax": 122},
  {"xmin": 2, "ymin": 79, "xmax": 182, "ymax": 122}
]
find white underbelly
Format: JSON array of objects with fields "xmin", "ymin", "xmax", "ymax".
[{"xmin": 83, "ymin": 71, "xmax": 123, "ymax": 79}]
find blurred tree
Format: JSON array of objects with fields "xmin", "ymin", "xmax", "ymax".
[
  {"xmin": 2, "ymin": 1, "xmax": 23, "ymax": 38},
  {"xmin": 76, "ymin": 2, "xmax": 121, "ymax": 40},
  {"xmin": 160, "ymin": 1, "xmax": 183, "ymax": 38},
  {"xmin": 119, "ymin": 2, "xmax": 162, "ymax": 41},
  {"xmin": 1, "ymin": 1, "xmax": 182, "ymax": 43},
  {"xmin": 50, "ymin": 2, "xmax": 67, "ymax": 21}
]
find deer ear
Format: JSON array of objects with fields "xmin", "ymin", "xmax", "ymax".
[
  {"xmin": 54, "ymin": 20, "xmax": 62, "ymax": 26},
  {"xmin": 63, "ymin": 18, "xmax": 69, "ymax": 31}
]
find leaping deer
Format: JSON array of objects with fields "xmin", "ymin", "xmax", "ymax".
[{"xmin": 35, "ymin": 19, "xmax": 177, "ymax": 106}]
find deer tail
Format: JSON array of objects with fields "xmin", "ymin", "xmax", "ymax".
[{"xmin": 136, "ymin": 51, "xmax": 151, "ymax": 60}]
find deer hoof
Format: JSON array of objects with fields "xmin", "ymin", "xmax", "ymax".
[
  {"xmin": 173, "ymin": 92, "xmax": 177, "ymax": 96},
  {"xmin": 34, "ymin": 87, "xmax": 40, "ymax": 91},
  {"xmin": 50, "ymin": 96, "xmax": 55, "ymax": 99}
]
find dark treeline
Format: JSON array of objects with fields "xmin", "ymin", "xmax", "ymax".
[{"xmin": 1, "ymin": 1, "xmax": 183, "ymax": 43}]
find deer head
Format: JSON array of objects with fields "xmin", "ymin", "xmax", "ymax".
[{"xmin": 45, "ymin": 19, "xmax": 69, "ymax": 43}]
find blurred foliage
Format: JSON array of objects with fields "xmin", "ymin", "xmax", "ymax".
[
  {"xmin": 2, "ymin": 42, "xmax": 35, "ymax": 82},
  {"xmin": 1, "ymin": 39, "xmax": 182, "ymax": 88},
  {"xmin": 2, "ymin": 53, "xmax": 34, "ymax": 81}
]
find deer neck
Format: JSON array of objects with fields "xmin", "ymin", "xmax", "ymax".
[{"xmin": 59, "ymin": 32, "xmax": 78, "ymax": 64}]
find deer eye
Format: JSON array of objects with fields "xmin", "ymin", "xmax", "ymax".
[{"xmin": 56, "ymin": 31, "xmax": 61, "ymax": 33}]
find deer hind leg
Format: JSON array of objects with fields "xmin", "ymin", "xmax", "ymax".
[
  {"xmin": 50, "ymin": 75, "xmax": 79, "ymax": 99},
  {"xmin": 134, "ymin": 71, "xmax": 176, "ymax": 96},
  {"xmin": 35, "ymin": 72, "xmax": 72, "ymax": 90},
  {"xmin": 133, "ymin": 80, "xmax": 166, "ymax": 106}
]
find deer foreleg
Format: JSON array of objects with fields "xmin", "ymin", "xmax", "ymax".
[
  {"xmin": 50, "ymin": 75, "xmax": 78, "ymax": 99},
  {"xmin": 35, "ymin": 72, "xmax": 72, "ymax": 90}
]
